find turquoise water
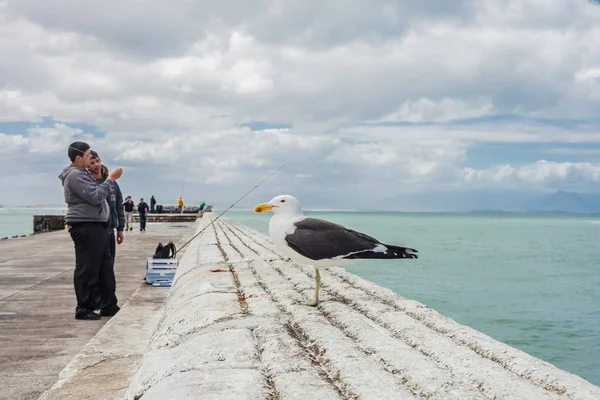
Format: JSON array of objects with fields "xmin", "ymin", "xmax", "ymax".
[
  {"xmin": 0, "ymin": 208, "xmax": 65, "ymax": 237},
  {"xmin": 225, "ymin": 210, "xmax": 600, "ymax": 386}
]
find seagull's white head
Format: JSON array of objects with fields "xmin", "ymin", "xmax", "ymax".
[{"xmin": 254, "ymin": 194, "xmax": 303, "ymax": 216}]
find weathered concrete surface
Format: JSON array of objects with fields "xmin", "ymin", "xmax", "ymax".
[
  {"xmin": 37, "ymin": 286, "xmax": 170, "ymax": 400},
  {"xmin": 0, "ymin": 221, "xmax": 196, "ymax": 400},
  {"xmin": 37, "ymin": 222, "xmax": 198, "ymax": 400},
  {"xmin": 125, "ymin": 215, "xmax": 600, "ymax": 400}
]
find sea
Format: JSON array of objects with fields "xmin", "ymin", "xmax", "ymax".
[
  {"xmin": 0, "ymin": 207, "xmax": 66, "ymax": 237},
  {"xmin": 1, "ymin": 207, "xmax": 599, "ymax": 386}
]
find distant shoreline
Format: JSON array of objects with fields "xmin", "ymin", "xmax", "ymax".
[
  {"xmin": 223, "ymin": 208, "xmax": 600, "ymax": 216},
  {"xmin": 0, "ymin": 206, "xmax": 66, "ymax": 210},
  {"xmin": 2, "ymin": 206, "xmax": 600, "ymax": 216}
]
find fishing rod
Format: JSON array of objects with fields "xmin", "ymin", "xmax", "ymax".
[
  {"xmin": 69, "ymin": 146, "xmax": 92, "ymax": 155},
  {"xmin": 174, "ymin": 164, "xmax": 286, "ymax": 255},
  {"xmin": 69, "ymin": 145, "xmax": 283, "ymax": 255}
]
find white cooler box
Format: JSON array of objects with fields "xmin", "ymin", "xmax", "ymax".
[{"xmin": 145, "ymin": 257, "xmax": 179, "ymax": 286}]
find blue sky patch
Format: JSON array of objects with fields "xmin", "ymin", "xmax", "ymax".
[
  {"xmin": 240, "ymin": 121, "xmax": 292, "ymax": 131},
  {"xmin": 0, "ymin": 116, "xmax": 105, "ymax": 137}
]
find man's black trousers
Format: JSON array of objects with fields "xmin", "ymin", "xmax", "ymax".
[
  {"xmin": 91, "ymin": 230, "xmax": 117, "ymax": 309},
  {"xmin": 69, "ymin": 222, "xmax": 118, "ymax": 317}
]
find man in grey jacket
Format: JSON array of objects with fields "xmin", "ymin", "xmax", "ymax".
[{"xmin": 59, "ymin": 141, "xmax": 123, "ymax": 320}]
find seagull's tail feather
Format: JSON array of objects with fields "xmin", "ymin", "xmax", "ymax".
[
  {"xmin": 386, "ymin": 244, "xmax": 418, "ymax": 259},
  {"xmin": 342, "ymin": 244, "xmax": 418, "ymax": 260}
]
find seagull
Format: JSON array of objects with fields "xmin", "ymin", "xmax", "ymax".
[{"xmin": 254, "ymin": 194, "xmax": 418, "ymax": 306}]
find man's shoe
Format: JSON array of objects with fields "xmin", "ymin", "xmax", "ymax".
[
  {"xmin": 100, "ymin": 305, "xmax": 120, "ymax": 317},
  {"xmin": 75, "ymin": 311, "xmax": 101, "ymax": 320}
]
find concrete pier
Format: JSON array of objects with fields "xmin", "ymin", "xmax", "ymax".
[
  {"xmin": 114, "ymin": 214, "xmax": 598, "ymax": 400},
  {"xmin": 11, "ymin": 213, "xmax": 597, "ymax": 399},
  {"xmin": 0, "ymin": 221, "xmax": 197, "ymax": 400}
]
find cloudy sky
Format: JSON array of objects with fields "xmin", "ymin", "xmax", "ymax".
[{"xmin": 1, "ymin": 0, "xmax": 600, "ymax": 209}]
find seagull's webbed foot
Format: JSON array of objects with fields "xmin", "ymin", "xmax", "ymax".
[
  {"xmin": 305, "ymin": 267, "xmax": 320, "ymax": 307},
  {"xmin": 305, "ymin": 298, "xmax": 319, "ymax": 307}
]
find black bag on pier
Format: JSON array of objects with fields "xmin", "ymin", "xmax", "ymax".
[{"xmin": 153, "ymin": 241, "xmax": 177, "ymax": 259}]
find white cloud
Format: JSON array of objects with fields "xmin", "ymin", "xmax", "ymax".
[
  {"xmin": 377, "ymin": 98, "xmax": 495, "ymax": 123},
  {"xmin": 1, "ymin": 0, "xmax": 600, "ymax": 207},
  {"xmin": 341, "ymin": 123, "xmax": 600, "ymax": 144},
  {"xmin": 459, "ymin": 161, "xmax": 600, "ymax": 191},
  {"xmin": 0, "ymin": 123, "xmax": 89, "ymax": 156}
]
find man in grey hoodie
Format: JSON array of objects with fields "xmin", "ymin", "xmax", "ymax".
[{"xmin": 59, "ymin": 141, "xmax": 123, "ymax": 320}]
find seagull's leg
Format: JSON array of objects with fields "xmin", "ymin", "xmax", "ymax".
[{"xmin": 305, "ymin": 267, "xmax": 320, "ymax": 306}]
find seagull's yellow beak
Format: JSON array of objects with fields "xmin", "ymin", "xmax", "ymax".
[{"xmin": 254, "ymin": 203, "xmax": 276, "ymax": 213}]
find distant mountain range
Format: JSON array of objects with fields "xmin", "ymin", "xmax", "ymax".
[
  {"xmin": 383, "ymin": 190, "xmax": 600, "ymax": 214},
  {"xmin": 0, "ymin": 204, "xmax": 65, "ymax": 209},
  {"xmin": 525, "ymin": 190, "xmax": 598, "ymax": 214},
  {"xmin": 469, "ymin": 191, "xmax": 600, "ymax": 214}
]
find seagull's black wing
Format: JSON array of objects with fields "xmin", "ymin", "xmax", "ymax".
[{"xmin": 284, "ymin": 218, "xmax": 418, "ymax": 261}]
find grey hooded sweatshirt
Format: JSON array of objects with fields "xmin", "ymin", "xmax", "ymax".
[{"xmin": 58, "ymin": 165, "xmax": 112, "ymax": 224}]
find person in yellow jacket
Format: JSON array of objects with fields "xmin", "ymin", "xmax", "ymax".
[{"xmin": 178, "ymin": 196, "xmax": 184, "ymax": 213}]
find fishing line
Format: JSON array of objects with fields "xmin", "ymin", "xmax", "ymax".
[
  {"xmin": 68, "ymin": 146, "xmax": 92, "ymax": 155},
  {"xmin": 174, "ymin": 164, "xmax": 285, "ymax": 255},
  {"xmin": 68, "ymin": 145, "xmax": 283, "ymax": 255}
]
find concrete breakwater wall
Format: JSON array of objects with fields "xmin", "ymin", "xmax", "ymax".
[
  {"xmin": 125, "ymin": 214, "xmax": 600, "ymax": 400},
  {"xmin": 33, "ymin": 210, "xmax": 206, "ymax": 233},
  {"xmin": 33, "ymin": 214, "xmax": 66, "ymax": 234},
  {"xmin": 131, "ymin": 214, "xmax": 199, "ymax": 223},
  {"xmin": 155, "ymin": 204, "xmax": 212, "ymax": 214}
]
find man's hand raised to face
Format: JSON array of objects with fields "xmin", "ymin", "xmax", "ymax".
[{"xmin": 107, "ymin": 168, "xmax": 123, "ymax": 181}]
